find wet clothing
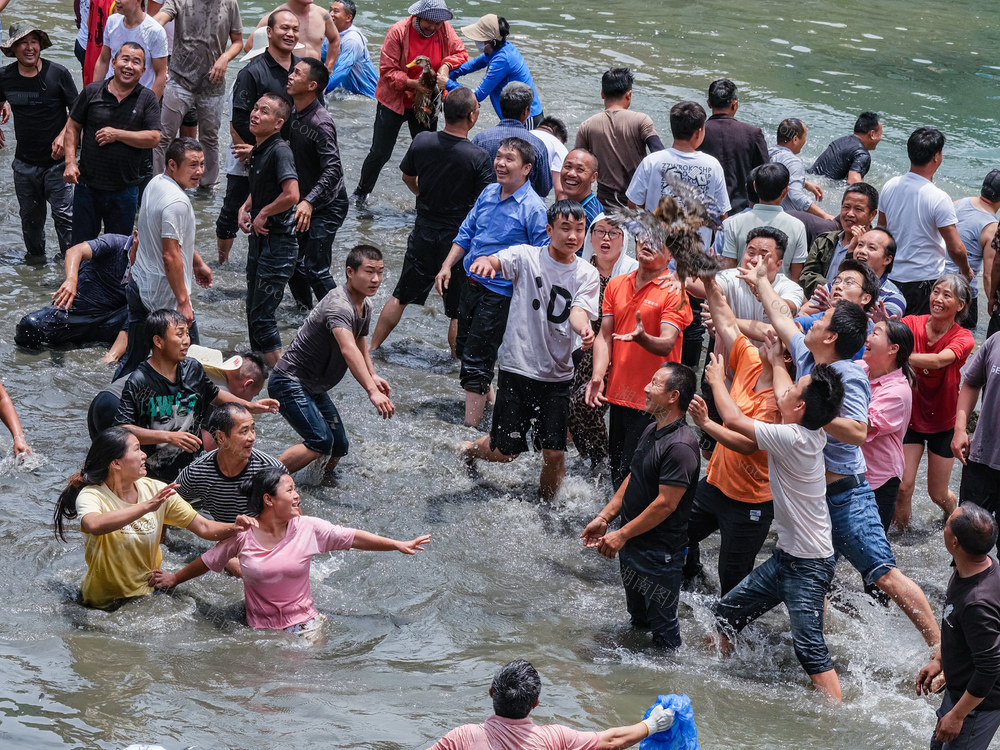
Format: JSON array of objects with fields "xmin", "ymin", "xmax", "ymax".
[
  {"xmin": 448, "ymin": 42, "xmax": 542, "ymax": 119},
  {"xmin": 430, "ymin": 715, "xmax": 599, "ymax": 750},
  {"xmin": 940, "ymin": 561, "xmax": 1000, "ymax": 713},
  {"xmin": 324, "ymin": 25, "xmax": 378, "ymax": 98},
  {"xmin": 175, "ymin": 448, "xmax": 284, "ymax": 524},
  {"xmin": 808, "ymin": 134, "xmax": 871, "ymax": 181},
  {"xmin": 0, "ymin": 59, "xmax": 78, "ymax": 168},
  {"xmin": 472, "ymin": 119, "xmax": 553, "ymax": 198},
  {"xmin": 231, "ymin": 49, "xmax": 298, "ymax": 146}
]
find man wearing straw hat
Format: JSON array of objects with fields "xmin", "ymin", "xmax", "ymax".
[{"xmin": 0, "ymin": 22, "xmax": 79, "ymax": 263}]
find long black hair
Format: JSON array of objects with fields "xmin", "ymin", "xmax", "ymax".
[
  {"xmin": 245, "ymin": 466, "xmax": 291, "ymax": 517},
  {"xmin": 883, "ymin": 319, "xmax": 916, "ymax": 388},
  {"xmin": 53, "ymin": 427, "xmax": 134, "ymax": 541}
]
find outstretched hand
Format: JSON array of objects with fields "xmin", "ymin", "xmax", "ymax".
[
  {"xmin": 613, "ymin": 311, "xmax": 645, "ymax": 343},
  {"xmin": 581, "ymin": 516, "xmax": 608, "ymax": 548},
  {"xmin": 397, "ymin": 534, "xmax": 431, "ymax": 554}
]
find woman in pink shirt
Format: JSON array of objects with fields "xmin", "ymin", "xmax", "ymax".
[
  {"xmin": 861, "ymin": 320, "xmax": 915, "ymax": 531},
  {"xmin": 152, "ymin": 467, "xmax": 430, "ymax": 636}
]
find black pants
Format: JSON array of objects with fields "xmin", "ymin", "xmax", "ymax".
[
  {"xmin": 960, "ymin": 295, "xmax": 979, "ymax": 331},
  {"xmin": 893, "ymin": 278, "xmax": 934, "ymax": 316},
  {"xmin": 960, "ymin": 459, "xmax": 1000, "ymax": 518},
  {"xmin": 873, "ymin": 477, "xmax": 902, "ymax": 531},
  {"xmin": 681, "ymin": 294, "xmax": 705, "ymax": 369},
  {"xmin": 608, "ymin": 403, "xmax": 654, "ymax": 490},
  {"xmin": 355, "ymin": 103, "xmax": 435, "ymax": 197},
  {"xmin": 216, "ymin": 174, "xmax": 250, "ymax": 240},
  {"xmin": 684, "ymin": 477, "xmax": 775, "ymax": 595},
  {"xmin": 288, "ymin": 188, "xmax": 350, "ymax": 309},
  {"xmin": 456, "ymin": 281, "xmax": 511, "ymax": 395}
]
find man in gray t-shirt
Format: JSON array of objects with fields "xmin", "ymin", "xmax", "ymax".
[
  {"xmin": 955, "ymin": 332, "xmax": 1000, "ymax": 515},
  {"xmin": 268, "ymin": 245, "xmax": 394, "ymax": 480}
]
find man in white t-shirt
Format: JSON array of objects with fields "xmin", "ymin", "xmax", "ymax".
[
  {"xmin": 92, "ymin": 0, "xmax": 168, "ymax": 99},
  {"xmin": 706, "ymin": 337, "xmax": 846, "ymax": 701},
  {"xmin": 626, "ymin": 100, "xmax": 730, "ymax": 250},
  {"xmin": 460, "ymin": 200, "xmax": 600, "ymax": 499},
  {"xmin": 116, "ymin": 137, "xmax": 213, "ymax": 379},
  {"xmin": 878, "ymin": 126, "xmax": 972, "ymax": 315},
  {"xmin": 531, "ymin": 116, "xmax": 569, "ymax": 199}
]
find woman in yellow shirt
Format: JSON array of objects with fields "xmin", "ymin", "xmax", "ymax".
[{"xmin": 53, "ymin": 426, "xmax": 256, "ymax": 609}]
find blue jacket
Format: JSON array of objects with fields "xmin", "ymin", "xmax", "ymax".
[
  {"xmin": 321, "ymin": 25, "xmax": 377, "ymax": 98},
  {"xmin": 448, "ymin": 42, "xmax": 542, "ymax": 119}
]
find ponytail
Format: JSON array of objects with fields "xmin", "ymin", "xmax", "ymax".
[
  {"xmin": 54, "ymin": 427, "xmax": 133, "ymax": 541},
  {"xmin": 884, "ymin": 319, "xmax": 916, "ymax": 388}
]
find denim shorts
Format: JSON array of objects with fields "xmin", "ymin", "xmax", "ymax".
[
  {"xmin": 268, "ymin": 372, "xmax": 349, "ymax": 457},
  {"xmin": 826, "ymin": 476, "xmax": 897, "ymax": 586},
  {"xmin": 714, "ymin": 548, "xmax": 836, "ymax": 675}
]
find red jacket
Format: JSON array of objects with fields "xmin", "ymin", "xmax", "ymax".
[{"xmin": 374, "ymin": 16, "xmax": 467, "ymax": 115}]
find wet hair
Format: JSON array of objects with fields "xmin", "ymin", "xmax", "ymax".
[
  {"xmin": 547, "ymin": 199, "xmax": 586, "ymax": 226},
  {"xmin": 933, "ymin": 273, "xmax": 972, "ymax": 324},
  {"xmin": 669, "ymin": 101, "xmax": 706, "ymax": 140},
  {"xmin": 800, "ymin": 363, "xmax": 845, "ymax": 430},
  {"xmin": 776, "ymin": 118, "xmax": 805, "ymax": 144},
  {"xmin": 333, "ymin": 0, "xmax": 357, "ymax": 19},
  {"xmin": 753, "ymin": 162, "xmax": 790, "ymax": 202},
  {"xmin": 882, "ymin": 319, "xmax": 916, "ymax": 387},
  {"xmin": 746, "ymin": 225, "xmax": 788, "ymax": 260},
  {"xmin": 708, "ymin": 78, "xmax": 738, "ymax": 109},
  {"xmin": 491, "ymin": 660, "xmax": 541, "ymax": 719},
  {"xmin": 164, "ymin": 137, "xmax": 204, "ymax": 170},
  {"xmin": 208, "ymin": 403, "xmax": 251, "ymax": 439},
  {"xmin": 537, "ymin": 116, "xmax": 568, "ymax": 144},
  {"xmin": 499, "ymin": 82, "xmax": 534, "ymax": 120},
  {"xmin": 661, "ymin": 361, "xmax": 696, "ymax": 411},
  {"xmin": 246, "ymin": 466, "xmax": 291, "ymax": 517},
  {"xmin": 346, "ymin": 244, "xmax": 383, "ymax": 270},
  {"xmin": 145, "ymin": 308, "xmax": 188, "ymax": 351},
  {"xmin": 835, "ymin": 258, "xmax": 880, "ymax": 311},
  {"xmin": 258, "ymin": 92, "xmax": 290, "ymax": 124},
  {"xmin": 443, "ymin": 86, "xmax": 478, "ymax": 123},
  {"xmin": 115, "ymin": 41, "xmax": 147, "ymax": 65},
  {"xmin": 828, "ymin": 300, "xmax": 869, "ymax": 360},
  {"xmin": 907, "ymin": 127, "xmax": 945, "ymax": 166},
  {"xmin": 268, "ymin": 8, "xmax": 297, "ymax": 28},
  {"xmin": 54, "ymin": 427, "xmax": 134, "ymax": 541},
  {"xmin": 842, "ymin": 182, "xmax": 879, "ymax": 213},
  {"xmin": 952, "ymin": 503, "xmax": 998, "ymax": 555},
  {"xmin": 239, "ymin": 351, "xmax": 267, "ymax": 388},
  {"xmin": 854, "ymin": 112, "xmax": 881, "ymax": 134},
  {"xmin": 601, "ymin": 67, "xmax": 633, "ymax": 99},
  {"xmin": 298, "ymin": 57, "xmax": 330, "ymax": 93},
  {"xmin": 498, "ymin": 136, "xmax": 534, "ymax": 169}
]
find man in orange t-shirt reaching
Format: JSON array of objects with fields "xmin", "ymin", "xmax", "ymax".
[
  {"xmin": 586, "ymin": 234, "xmax": 692, "ymax": 489},
  {"xmin": 685, "ymin": 274, "xmax": 781, "ymax": 594}
]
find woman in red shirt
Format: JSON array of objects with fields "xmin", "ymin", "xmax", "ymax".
[{"xmin": 895, "ymin": 274, "xmax": 975, "ymax": 530}]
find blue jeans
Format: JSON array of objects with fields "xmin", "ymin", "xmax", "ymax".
[
  {"xmin": 114, "ymin": 279, "xmax": 200, "ymax": 380},
  {"xmin": 619, "ymin": 545, "xmax": 685, "ymax": 649},
  {"xmin": 714, "ymin": 548, "xmax": 836, "ymax": 675},
  {"xmin": 288, "ymin": 188, "xmax": 349, "ymax": 309},
  {"xmin": 246, "ymin": 231, "xmax": 297, "ymax": 353},
  {"xmin": 12, "ymin": 158, "xmax": 74, "ymax": 259},
  {"xmin": 268, "ymin": 371, "xmax": 349, "ymax": 457},
  {"xmin": 826, "ymin": 476, "xmax": 897, "ymax": 586},
  {"xmin": 71, "ymin": 180, "xmax": 138, "ymax": 244}
]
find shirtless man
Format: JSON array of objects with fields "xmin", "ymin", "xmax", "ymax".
[{"xmin": 248, "ymin": 0, "xmax": 339, "ymax": 71}]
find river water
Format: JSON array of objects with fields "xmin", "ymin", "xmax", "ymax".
[{"xmin": 0, "ymin": 0, "xmax": 994, "ymax": 747}]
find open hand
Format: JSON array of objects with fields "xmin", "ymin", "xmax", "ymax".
[
  {"xmin": 687, "ymin": 394, "xmax": 710, "ymax": 427},
  {"xmin": 581, "ymin": 516, "xmax": 608, "ymax": 548},
  {"xmin": 398, "ymin": 534, "xmax": 431, "ymax": 554},
  {"xmin": 613, "ymin": 311, "xmax": 644, "ymax": 343}
]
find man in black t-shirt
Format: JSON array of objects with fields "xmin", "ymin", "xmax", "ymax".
[
  {"xmin": 115, "ymin": 309, "xmax": 279, "ymax": 481},
  {"xmin": 63, "ymin": 42, "xmax": 161, "ymax": 243},
  {"xmin": 237, "ymin": 92, "xmax": 300, "ymax": 368},
  {"xmin": 808, "ymin": 111, "xmax": 882, "ymax": 185},
  {"xmin": 583, "ymin": 362, "xmax": 700, "ymax": 649},
  {"xmin": 918, "ymin": 504, "xmax": 1000, "ymax": 750},
  {"xmin": 0, "ymin": 24, "xmax": 79, "ymax": 262},
  {"xmin": 369, "ymin": 87, "xmax": 494, "ymax": 355}
]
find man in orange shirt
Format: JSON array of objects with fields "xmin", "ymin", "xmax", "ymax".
[
  {"xmin": 586, "ymin": 235, "xmax": 692, "ymax": 489},
  {"xmin": 685, "ymin": 274, "xmax": 780, "ymax": 594}
]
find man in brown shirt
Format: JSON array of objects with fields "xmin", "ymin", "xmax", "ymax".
[{"xmin": 574, "ymin": 67, "xmax": 662, "ymax": 209}]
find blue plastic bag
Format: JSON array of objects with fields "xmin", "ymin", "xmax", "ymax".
[{"xmin": 639, "ymin": 694, "xmax": 699, "ymax": 750}]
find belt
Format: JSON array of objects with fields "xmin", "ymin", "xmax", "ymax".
[{"xmin": 826, "ymin": 473, "xmax": 865, "ymax": 497}]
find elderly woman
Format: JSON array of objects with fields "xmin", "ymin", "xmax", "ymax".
[
  {"xmin": 862, "ymin": 320, "xmax": 915, "ymax": 530},
  {"xmin": 448, "ymin": 14, "xmax": 542, "ymax": 125},
  {"xmin": 567, "ymin": 214, "xmax": 636, "ymax": 469},
  {"xmin": 353, "ymin": 0, "xmax": 467, "ymax": 204},
  {"xmin": 53, "ymin": 427, "xmax": 255, "ymax": 609},
  {"xmin": 895, "ymin": 274, "xmax": 975, "ymax": 530},
  {"xmin": 152, "ymin": 467, "xmax": 430, "ymax": 637}
]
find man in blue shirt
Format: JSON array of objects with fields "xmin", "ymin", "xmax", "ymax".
[
  {"xmin": 472, "ymin": 81, "xmax": 551, "ymax": 198},
  {"xmin": 559, "ymin": 148, "xmax": 603, "ymax": 234},
  {"xmin": 434, "ymin": 136, "xmax": 548, "ymax": 428},
  {"xmin": 323, "ymin": 0, "xmax": 377, "ymax": 98}
]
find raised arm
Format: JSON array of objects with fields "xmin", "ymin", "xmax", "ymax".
[
  {"xmin": 742, "ymin": 263, "xmax": 799, "ymax": 346},
  {"xmin": 703, "ymin": 352, "xmax": 757, "ymax": 442},
  {"xmin": 703, "ymin": 275, "xmax": 742, "ymax": 357}
]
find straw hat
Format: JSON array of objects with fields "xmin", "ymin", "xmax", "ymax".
[
  {"xmin": 1, "ymin": 21, "xmax": 52, "ymax": 57},
  {"xmin": 187, "ymin": 345, "xmax": 244, "ymax": 376}
]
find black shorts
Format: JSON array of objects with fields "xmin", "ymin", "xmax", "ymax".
[
  {"xmin": 393, "ymin": 223, "xmax": 464, "ymax": 318},
  {"xmin": 490, "ymin": 370, "xmax": 571, "ymax": 456},
  {"xmin": 903, "ymin": 427, "xmax": 955, "ymax": 459}
]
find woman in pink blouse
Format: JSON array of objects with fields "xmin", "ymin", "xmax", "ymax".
[
  {"xmin": 862, "ymin": 320, "xmax": 915, "ymax": 531},
  {"xmin": 151, "ymin": 467, "xmax": 430, "ymax": 636}
]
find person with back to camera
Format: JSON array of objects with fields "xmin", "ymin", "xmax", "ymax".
[
  {"xmin": 151, "ymin": 466, "xmax": 431, "ymax": 637},
  {"xmin": 953, "ymin": 328, "xmax": 1000, "ymax": 519},
  {"xmin": 428, "ymin": 659, "xmax": 675, "ymax": 750},
  {"xmin": 895, "ymin": 274, "xmax": 975, "ymax": 530},
  {"xmin": 52, "ymin": 426, "xmax": 258, "ymax": 610}
]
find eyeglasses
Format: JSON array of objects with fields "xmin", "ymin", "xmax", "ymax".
[
  {"xmin": 593, "ymin": 228, "xmax": 623, "ymax": 239},
  {"xmin": 831, "ymin": 276, "xmax": 861, "ymax": 289}
]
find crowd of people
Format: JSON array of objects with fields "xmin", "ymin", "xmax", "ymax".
[{"xmin": 2, "ymin": 0, "xmax": 1000, "ymax": 746}]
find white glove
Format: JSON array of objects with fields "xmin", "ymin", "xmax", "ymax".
[{"xmin": 642, "ymin": 705, "xmax": 675, "ymax": 736}]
